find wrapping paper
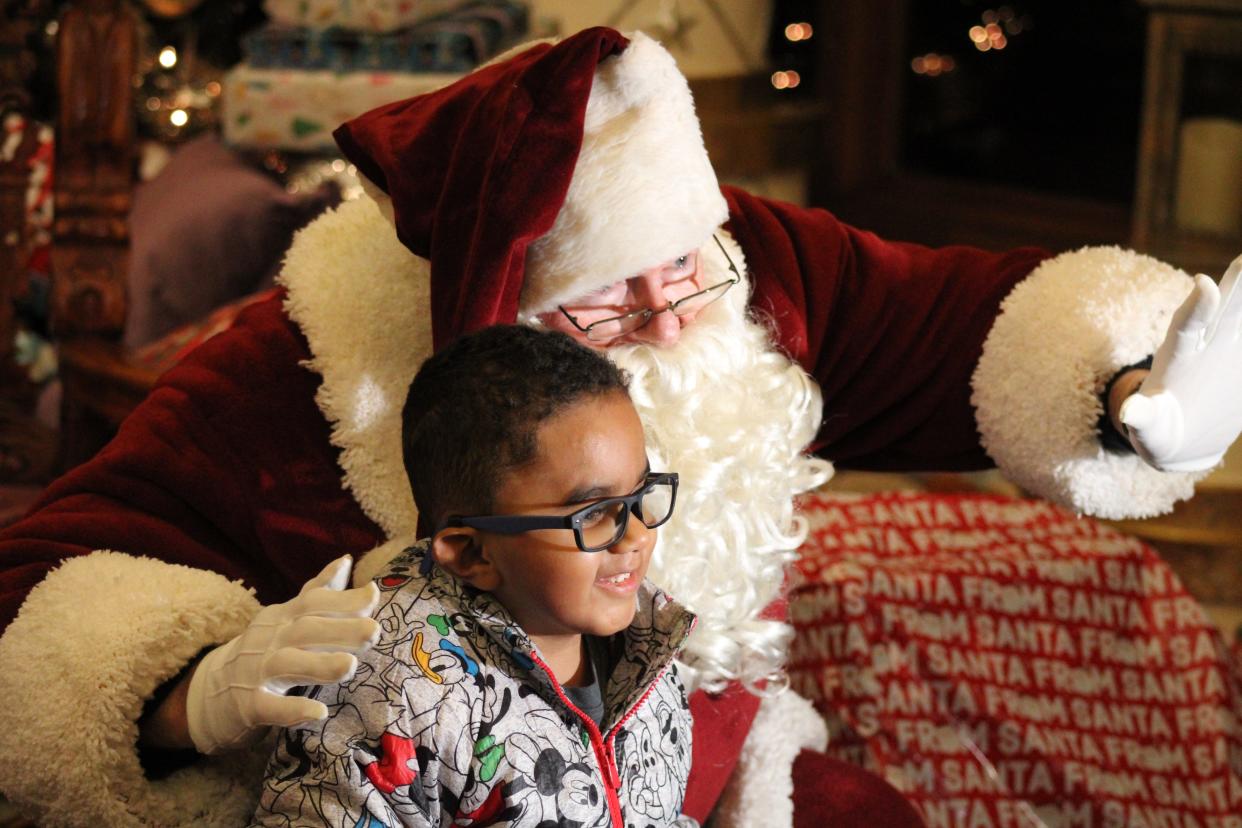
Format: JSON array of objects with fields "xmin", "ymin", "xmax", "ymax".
[
  {"xmin": 262, "ymin": 0, "xmax": 466, "ymax": 33},
  {"xmin": 243, "ymin": 2, "xmax": 528, "ymax": 73},
  {"xmin": 222, "ymin": 65, "xmax": 457, "ymax": 152},
  {"xmin": 788, "ymin": 490, "xmax": 1242, "ymax": 827}
]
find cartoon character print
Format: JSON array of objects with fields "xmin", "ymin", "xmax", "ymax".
[
  {"xmin": 253, "ymin": 543, "xmax": 696, "ymax": 828},
  {"xmin": 433, "ymin": 672, "xmax": 520, "ymax": 818},
  {"xmin": 255, "ymin": 683, "xmax": 432, "ymax": 827},
  {"xmin": 615, "ymin": 676, "xmax": 693, "ymax": 823},
  {"xmin": 603, "ymin": 592, "xmax": 694, "ymax": 722},
  {"xmin": 499, "ymin": 714, "xmax": 609, "ymax": 828}
]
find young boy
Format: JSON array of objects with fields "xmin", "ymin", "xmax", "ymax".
[{"xmin": 251, "ymin": 326, "xmax": 697, "ymax": 828}]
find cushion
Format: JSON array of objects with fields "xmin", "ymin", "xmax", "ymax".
[{"xmin": 125, "ymin": 135, "xmax": 337, "ymax": 348}]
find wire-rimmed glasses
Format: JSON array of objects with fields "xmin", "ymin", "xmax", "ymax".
[
  {"xmin": 442, "ymin": 472, "xmax": 678, "ymax": 553},
  {"xmin": 558, "ymin": 235, "xmax": 741, "ymax": 343}
]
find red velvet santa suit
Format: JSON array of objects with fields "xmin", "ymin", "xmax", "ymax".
[{"xmin": 0, "ymin": 28, "xmax": 1205, "ymax": 828}]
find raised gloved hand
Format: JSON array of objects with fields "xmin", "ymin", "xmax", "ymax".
[
  {"xmin": 1120, "ymin": 254, "xmax": 1242, "ymax": 473},
  {"xmin": 186, "ymin": 555, "xmax": 380, "ymax": 754}
]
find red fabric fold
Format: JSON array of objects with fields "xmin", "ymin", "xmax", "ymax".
[{"xmin": 333, "ymin": 27, "xmax": 629, "ymax": 350}]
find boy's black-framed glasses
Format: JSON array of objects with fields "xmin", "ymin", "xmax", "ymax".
[
  {"xmin": 442, "ymin": 472, "xmax": 678, "ymax": 553},
  {"xmin": 558, "ymin": 235, "xmax": 741, "ymax": 343}
]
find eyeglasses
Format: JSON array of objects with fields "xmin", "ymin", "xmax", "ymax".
[
  {"xmin": 558, "ymin": 235, "xmax": 741, "ymax": 343},
  {"xmin": 442, "ymin": 472, "xmax": 678, "ymax": 553}
]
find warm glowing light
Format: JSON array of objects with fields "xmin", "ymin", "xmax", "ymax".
[
  {"xmin": 206, "ymin": 81, "xmax": 222, "ymax": 97},
  {"xmin": 331, "ymin": 159, "xmax": 346, "ymax": 172},
  {"xmin": 770, "ymin": 70, "xmax": 801, "ymax": 90},
  {"xmin": 991, "ymin": 34, "xmax": 1007, "ymax": 49},
  {"xmin": 985, "ymin": 22, "xmax": 1002, "ymax": 37},
  {"xmin": 969, "ymin": 25, "xmax": 988, "ymax": 43},
  {"xmin": 169, "ymin": 109, "xmax": 189, "ymax": 127},
  {"xmin": 158, "ymin": 46, "xmax": 178, "ymax": 68},
  {"xmin": 784, "ymin": 22, "xmax": 813, "ymax": 41},
  {"xmin": 912, "ymin": 53, "xmax": 957, "ymax": 77},
  {"xmin": 974, "ymin": 40, "xmax": 992, "ymax": 52},
  {"xmin": 145, "ymin": 96, "xmax": 162, "ymax": 111}
]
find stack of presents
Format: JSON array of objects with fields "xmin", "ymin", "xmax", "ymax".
[{"xmin": 224, "ymin": 0, "xmax": 528, "ymax": 153}]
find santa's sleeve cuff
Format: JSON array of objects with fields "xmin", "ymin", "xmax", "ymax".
[
  {"xmin": 972, "ymin": 245, "xmax": 1210, "ymax": 519},
  {"xmin": 0, "ymin": 551, "xmax": 267, "ymax": 827},
  {"xmin": 711, "ymin": 689, "xmax": 828, "ymax": 828}
]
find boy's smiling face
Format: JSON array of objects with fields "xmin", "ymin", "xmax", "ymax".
[{"xmin": 453, "ymin": 389, "xmax": 656, "ymax": 653}]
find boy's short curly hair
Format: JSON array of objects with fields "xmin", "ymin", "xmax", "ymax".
[{"xmin": 402, "ymin": 325, "xmax": 631, "ymax": 529}]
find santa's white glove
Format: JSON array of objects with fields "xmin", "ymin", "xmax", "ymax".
[
  {"xmin": 186, "ymin": 555, "xmax": 380, "ymax": 754},
  {"xmin": 1120, "ymin": 254, "xmax": 1242, "ymax": 472}
]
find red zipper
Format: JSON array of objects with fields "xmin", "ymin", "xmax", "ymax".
[
  {"xmin": 530, "ymin": 652, "xmax": 627, "ymax": 827},
  {"xmin": 528, "ymin": 617, "xmax": 697, "ymax": 826}
]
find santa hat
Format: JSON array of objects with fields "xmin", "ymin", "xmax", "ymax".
[{"xmin": 333, "ymin": 26, "xmax": 728, "ymax": 350}]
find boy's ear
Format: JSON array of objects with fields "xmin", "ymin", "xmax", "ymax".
[{"xmin": 431, "ymin": 528, "xmax": 500, "ymax": 591}]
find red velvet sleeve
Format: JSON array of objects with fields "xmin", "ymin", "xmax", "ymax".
[
  {"xmin": 723, "ymin": 186, "xmax": 1050, "ymax": 472},
  {"xmin": 0, "ymin": 295, "xmax": 384, "ymax": 633}
]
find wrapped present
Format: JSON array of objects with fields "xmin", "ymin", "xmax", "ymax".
[
  {"xmin": 244, "ymin": 1, "xmax": 528, "ymax": 73},
  {"xmin": 788, "ymin": 489, "xmax": 1242, "ymax": 827},
  {"xmin": 263, "ymin": 0, "xmax": 465, "ymax": 33},
  {"xmin": 222, "ymin": 65, "xmax": 458, "ymax": 152}
]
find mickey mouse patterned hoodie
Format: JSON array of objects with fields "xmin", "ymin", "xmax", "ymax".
[{"xmin": 251, "ymin": 542, "xmax": 697, "ymax": 828}]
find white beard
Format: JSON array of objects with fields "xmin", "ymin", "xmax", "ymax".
[{"xmin": 605, "ymin": 239, "xmax": 833, "ymax": 694}]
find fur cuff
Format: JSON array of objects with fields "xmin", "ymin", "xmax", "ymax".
[
  {"xmin": 711, "ymin": 689, "xmax": 828, "ymax": 828},
  {"xmin": 0, "ymin": 552, "xmax": 265, "ymax": 827},
  {"xmin": 972, "ymin": 246, "xmax": 1210, "ymax": 519}
]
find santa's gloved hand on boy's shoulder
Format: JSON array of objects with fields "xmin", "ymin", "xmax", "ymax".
[{"xmin": 186, "ymin": 555, "xmax": 381, "ymax": 754}]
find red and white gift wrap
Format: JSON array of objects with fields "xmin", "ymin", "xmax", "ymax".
[{"xmin": 790, "ymin": 490, "xmax": 1242, "ymax": 828}]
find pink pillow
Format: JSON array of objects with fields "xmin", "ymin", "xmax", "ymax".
[{"xmin": 125, "ymin": 135, "xmax": 336, "ymax": 347}]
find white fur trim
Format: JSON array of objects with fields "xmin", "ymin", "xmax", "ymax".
[
  {"xmin": 0, "ymin": 552, "xmax": 265, "ymax": 827},
  {"xmin": 280, "ymin": 195, "xmax": 431, "ymax": 538},
  {"xmin": 352, "ymin": 534, "xmax": 419, "ymax": 587},
  {"xmin": 711, "ymin": 690, "xmax": 828, "ymax": 828},
  {"xmin": 972, "ymin": 246, "xmax": 1209, "ymax": 519},
  {"xmin": 519, "ymin": 32, "xmax": 728, "ymax": 315},
  {"xmin": 359, "ymin": 175, "xmax": 396, "ymax": 226}
]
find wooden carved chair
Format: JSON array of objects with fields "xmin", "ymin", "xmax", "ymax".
[
  {"xmin": 26, "ymin": 0, "xmax": 328, "ymax": 471},
  {"xmin": 49, "ymin": 0, "xmax": 163, "ymax": 469}
]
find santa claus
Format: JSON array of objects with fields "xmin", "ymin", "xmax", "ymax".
[{"xmin": 0, "ymin": 26, "xmax": 1238, "ymax": 828}]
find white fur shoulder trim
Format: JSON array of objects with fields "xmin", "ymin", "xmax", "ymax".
[
  {"xmin": 711, "ymin": 689, "xmax": 828, "ymax": 828},
  {"xmin": 0, "ymin": 551, "xmax": 264, "ymax": 827},
  {"xmin": 972, "ymin": 246, "xmax": 1208, "ymax": 518},
  {"xmin": 352, "ymin": 534, "xmax": 419, "ymax": 586},
  {"xmin": 280, "ymin": 195, "xmax": 432, "ymax": 537}
]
